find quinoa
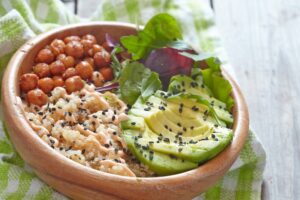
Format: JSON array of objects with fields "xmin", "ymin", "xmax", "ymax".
[{"xmin": 22, "ymin": 83, "xmax": 154, "ymax": 177}]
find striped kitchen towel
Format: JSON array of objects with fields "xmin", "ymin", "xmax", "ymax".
[{"xmin": 0, "ymin": 0, "xmax": 266, "ymax": 199}]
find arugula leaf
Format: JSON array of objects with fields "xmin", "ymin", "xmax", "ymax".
[
  {"xmin": 119, "ymin": 62, "xmax": 162, "ymax": 105},
  {"xmin": 201, "ymin": 57, "xmax": 234, "ymax": 110},
  {"xmin": 120, "ymin": 13, "xmax": 182, "ymax": 60},
  {"xmin": 110, "ymin": 46, "xmax": 124, "ymax": 78}
]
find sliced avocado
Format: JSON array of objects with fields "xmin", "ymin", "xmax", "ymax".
[
  {"xmin": 122, "ymin": 74, "xmax": 234, "ymax": 175},
  {"xmin": 123, "ymin": 133, "xmax": 197, "ymax": 175},
  {"xmin": 121, "ymin": 115, "xmax": 145, "ymax": 131},
  {"xmin": 167, "ymin": 75, "xmax": 233, "ymax": 125},
  {"xmin": 135, "ymin": 127, "xmax": 233, "ymax": 163}
]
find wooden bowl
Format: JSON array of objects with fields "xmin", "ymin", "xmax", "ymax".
[{"xmin": 1, "ymin": 22, "xmax": 249, "ymax": 200}]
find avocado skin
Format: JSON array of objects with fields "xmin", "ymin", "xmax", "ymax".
[{"xmin": 123, "ymin": 133, "xmax": 198, "ymax": 175}]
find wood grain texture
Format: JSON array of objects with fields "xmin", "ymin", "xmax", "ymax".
[{"xmin": 214, "ymin": 0, "xmax": 300, "ymax": 199}]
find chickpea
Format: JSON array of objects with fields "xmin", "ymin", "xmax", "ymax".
[
  {"xmin": 35, "ymin": 48, "xmax": 54, "ymax": 64},
  {"xmin": 99, "ymin": 67, "xmax": 114, "ymax": 81},
  {"xmin": 92, "ymin": 71, "xmax": 105, "ymax": 87},
  {"xmin": 81, "ymin": 39, "xmax": 94, "ymax": 56},
  {"xmin": 75, "ymin": 61, "xmax": 93, "ymax": 80},
  {"xmin": 87, "ymin": 44, "xmax": 103, "ymax": 57},
  {"xmin": 19, "ymin": 73, "xmax": 39, "ymax": 92},
  {"xmin": 65, "ymin": 41, "xmax": 84, "ymax": 58},
  {"xmin": 64, "ymin": 35, "xmax": 81, "ymax": 44},
  {"xmin": 82, "ymin": 34, "xmax": 97, "ymax": 44},
  {"xmin": 94, "ymin": 50, "xmax": 111, "ymax": 68},
  {"xmin": 65, "ymin": 76, "xmax": 84, "ymax": 93},
  {"xmin": 62, "ymin": 56, "xmax": 75, "ymax": 68},
  {"xmin": 102, "ymin": 42, "xmax": 112, "ymax": 52},
  {"xmin": 57, "ymin": 53, "xmax": 66, "ymax": 61},
  {"xmin": 50, "ymin": 39, "xmax": 65, "ymax": 56},
  {"xmin": 63, "ymin": 68, "xmax": 77, "ymax": 79},
  {"xmin": 52, "ymin": 76, "xmax": 65, "ymax": 87},
  {"xmin": 50, "ymin": 60, "xmax": 65, "ymax": 75},
  {"xmin": 27, "ymin": 89, "xmax": 48, "ymax": 106},
  {"xmin": 33, "ymin": 63, "xmax": 51, "ymax": 78},
  {"xmin": 38, "ymin": 77, "xmax": 54, "ymax": 94},
  {"xmin": 84, "ymin": 57, "xmax": 94, "ymax": 68}
]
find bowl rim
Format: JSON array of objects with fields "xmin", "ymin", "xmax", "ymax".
[{"xmin": 2, "ymin": 22, "xmax": 249, "ymax": 184}]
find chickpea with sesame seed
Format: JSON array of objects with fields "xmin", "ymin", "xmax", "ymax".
[
  {"xmin": 19, "ymin": 73, "xmax": 39, "ymax": 92},
  {"xmin": 27, "ymin": 89, "xmax": 48, "ymax": 106},
  {"xmin": 35, "ymin": 48, "xmax": 55, "ymax": 64},
  {"xmin": 92, "ymin": 71, "xmax": 105, "ymax": 87},
  {"xmin": 65, "ymin": 76, "xmax": 84, "ymax": 93},
  {"xmin": 33, "ymin": 63, "xmax": 51, "ymax": 78},
  {"xmin": 38, "ymin": 77, "xmax": 54, "ymax": 94}
]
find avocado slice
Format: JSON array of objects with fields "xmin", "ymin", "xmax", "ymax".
[
  {"xmin": 121, "ymin": 75, "xmax": 234, "ymax": 175},
  {"xmin": 167, "ymin": 75, "xmax": 233, "ymax": 124},
  {"xmin": 135, "ymin": 128, "xmax": 233, "ymax": 163},
  {"xmin": 123, "ymin": 133, "xmax": 198, "ymax": 175}
]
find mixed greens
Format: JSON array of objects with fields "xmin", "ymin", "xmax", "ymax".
[{"xmin": 104, "ymin": 13, "xmax": 234, "ymax": 175}]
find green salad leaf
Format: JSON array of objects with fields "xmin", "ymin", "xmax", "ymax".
[
  {"xmin": 201, "ymin": 57, "xmax": 234, "ymax": 110},
  {"xmin": 120, "ymin": 13, "xmax": 182, "ymax": 60},
  {"xmin": 119, "ymin": 61, "xmax": 162, "ymax": 105}
]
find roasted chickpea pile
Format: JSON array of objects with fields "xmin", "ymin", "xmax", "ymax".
[{"xmin": 20, "ymin": 34, "xmax": 114, "ymax": 106}]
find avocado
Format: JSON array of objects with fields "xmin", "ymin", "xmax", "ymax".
[
  {"xmin": 167, "ymin": 75, "xmax": 234, "ymax": 124},
  {"xmin": 121, "ymin": 74, "xmax": 234, "ymax": 175},
  {"xmin": 123, "ymin": 132, "xmax": 198, "ymax": 175}
]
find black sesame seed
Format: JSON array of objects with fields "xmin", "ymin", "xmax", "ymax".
[
  {"xmin": 113, "ymin": 131, "xmax": 117, "ymax": 135},
  {"xmin": 177, "ymin": 122, "xmax": 182, "ymax": 127},
  {"xmin": 82, "ymin": 149, "xmax": 86, "ymax": 154},
  {"xmin": 112, "ymin": 115, "xmax": 116, "ymax": 121},
  {"xmin": 58, "ymin": 106, "xmax": 62, "ymax": 109},
  {"xmin": 181, "ymin": 81, "xmax": 185, "ymax": 87},
  {"xmin": 192, "ymin": 106, "xmax": 199, "ymax": 111},
  {"xmin": 59, "ymin": 147, "xmax": 63, "ymax": 151},
  {"xmin": 180, "ymin": 103, "xmax": 184, "ymax": 107},
  {"xmin": 84, "ymin": 127, "xmax": 88, "ymax": 130},
  {"xmin": 211, "ymin": 134, "xmax": 216, "ymax": 139},
  {"xmin": 38, "ymin": 112, "xmax": 43, "ymax": 115},
  {"xmin": 183, "ymin": 127, "xmax": 187, "ymax": 132},
  {"xmin": 178, "ymin": 148, "xmax": 183, "ymax": 152},
  {"xmin": 158, "ymin": 106, "xmax": 165, "ymax": 111},
  {"xmin": 92, "ymin": 115, "xmax": 97, "ymax": 118},
  {"xmin": 190, "ymin": 126, "xmax": 194, "ymax": 130},
  {"xmin": 144, "ymin": 107, "xmax": 151, "ymax": 111},
  {"xmin": 131, "ymin": 122, "xmax": 136, "ymax": 126},
  {"xmin": 179, "ymin": 108, "xmax": 183, "ymax": 113},
  {"xmin": 164, "ymin": 125, "xmax": 168, "ymax": 129},
  {"xmin": 29, "ymin": 119, "xmax": 33, "ymax": 121},
  {"xmin": 163, "ymin": 138, "xmax": 170, "ymax": 143},
  {"xmin": 114, "ymin": 110, "xmax": 117, "ymax": 115},
  {"xmin": 104, "ymin": 144, "xmax": 110, "ymax": 148},
  {"xmin": 47, "ymin": 134, "xmax": 51, "ymax": 137}
]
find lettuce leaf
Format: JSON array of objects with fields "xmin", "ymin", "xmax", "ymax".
[
  {"xmin": 120, "ymin": 13, "xmax": 182, "ymax": 60},
  {"xmin": 201, "ymin": 57, "xmax": 234, "ymax": 110},
  {"xmin": 119, "ymin": 62, "xmax": 162, "ymax": 105}
]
